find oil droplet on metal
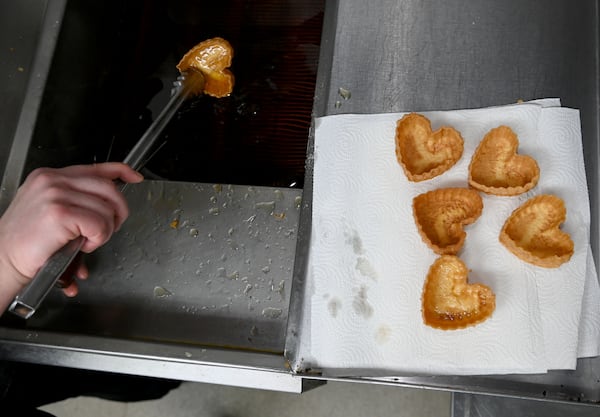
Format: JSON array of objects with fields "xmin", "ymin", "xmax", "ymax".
[
  {"xmin": 153, "ymin": 286, "xmax": 172, "ymax": 298},
  {"xmin": 261, "ymin": 307, "xmax": 283, "ymax": 319},
  {"xmin": 338, "ymin": 87, "xmax": 351, "ymax": 100},
  {"xmin": 272, "ymin": 280, "xmax": 285, "ymax": 300},
  {"xmin": 255, "ymin": 201, "xmax": 275, "ymax": 213}
]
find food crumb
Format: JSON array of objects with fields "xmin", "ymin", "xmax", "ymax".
[{"xmin": 272, "ymin": 212, "xmax": 286, "ymax": 220}]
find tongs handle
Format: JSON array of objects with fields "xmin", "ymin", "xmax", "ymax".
[
  {"xmin": 8, "ymin": 72, "xmax": 204, "ymax": 319},
  {"xmin": 9, "ymin": 237, "xmax": 85, "ymax": 319}
]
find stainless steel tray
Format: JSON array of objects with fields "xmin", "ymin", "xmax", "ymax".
[{"xmin": 0, "ymin": 0, "xmax": 314, "ymax": 393}]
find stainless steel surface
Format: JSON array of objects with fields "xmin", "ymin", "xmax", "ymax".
[
  {"xmin": 0, "ymin": 0, "xmax": 47, "ymax": 178},
  {"xmin": 0, "ymin": 180, "xmax": 303, "ymax": 391},
  {"xmin": 287, "ymin": 0, "xmax": 600, "ymax": 405},
  {"xmin": 0, "ymin": 329, "xmax": 313, "ymax": 393},
  {"xmin": 25, "ymin": 180, "xmax": 301, "ymax": 352},
  {"xmin": 452, "ymin": 392, "xmax": 600, "ymax": 417},
  {"xmin": 8, "ymin": 73, "xmax": 201, "ymax": 320},
  {"xmin": 0, "ymin": 0, "xmax": 66, "ymax": 213}
]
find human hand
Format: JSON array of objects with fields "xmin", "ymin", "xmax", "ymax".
[{"xmin": 0, "ymin": 163, "xmax": 143, "ymax": 313}]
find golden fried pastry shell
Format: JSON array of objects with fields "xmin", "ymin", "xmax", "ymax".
[
  {"xmin": 413, "ymin": 188, "xmax": 483, "ymax": 255},
  {"xmin": 422, "ymin": 255, "xmax": 496, "ymax": 330},
  {"xmin": 500, "ymin": 194, "xmax": 574, "ymax": 268},
  {"xmin": 469, "ymin": 125, "xmax": 540, "ymax": 196},
  {"xmin": 395, "ymin": 113, "xmax": 464, "ymax": 182},
  {"xmin": 177, "ymin": 37, "xmax": 235, "ymax": 98}
]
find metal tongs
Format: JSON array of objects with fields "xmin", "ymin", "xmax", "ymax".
[{"xmin": 8, "ymin": 71, "xmax": 206, "ymax": 319}]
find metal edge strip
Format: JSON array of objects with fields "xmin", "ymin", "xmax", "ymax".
[
  {"xmin": 0, "ymin": 327, "xmax": 303, "ymax": 392},
  {"xmin": 0, "ymin": 0, "xmax": 67, "ymax": 214},
  {"xmin": 283, "ymin": 0, "xmax": 341, "ymax": 372}
]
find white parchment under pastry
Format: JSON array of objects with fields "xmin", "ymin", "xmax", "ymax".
[{"xmin": 305, "ymin": 101, "xmax": 596, "ymax": 375}]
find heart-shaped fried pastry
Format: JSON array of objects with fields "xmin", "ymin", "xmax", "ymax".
[
  {"xmin": 469, "ymin": 126, "xmax": 540, "ymax": 196},
  {"xmin": 413, "ymin": 188, "xmax": 483, "ymax": 255},
  {"xmin": 395, "ymin": 113, "xmax": 464, "ymax": 181},
  {"xmin": 177, "ymin": 37, "xmax": 235, "ymax": 98},
  {"xmin": 500, "ymin": 194, "xmax": 574, "ymax": 268},
  {"xmin": 422, "ymin": 255, "xmax": 496, "ymax": 330}
]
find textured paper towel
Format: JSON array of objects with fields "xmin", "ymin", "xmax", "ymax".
[
  {"xmin": 578, "ymin": 247, "xmax": 600, "ymax": 359},
  {"xmin": 305, "ymin": 100, "xmax": 596, "ymax": 375}
]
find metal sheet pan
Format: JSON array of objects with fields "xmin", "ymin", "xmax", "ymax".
[{"xmin": 0, "ymin": 0, "xmax": 316, "ymax": 393}]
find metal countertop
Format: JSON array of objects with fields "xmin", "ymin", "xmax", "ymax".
[{"xmin": 287, "ymin": 0, "xmax": 600, "ymax": 404}]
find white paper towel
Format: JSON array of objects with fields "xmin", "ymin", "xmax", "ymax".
[{"xmin": 302, "ymin": 100, "xmax": 598, "ymax": 376}]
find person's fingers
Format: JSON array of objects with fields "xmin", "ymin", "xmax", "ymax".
[
  {"xmin": 61, "ymin": 281, "xmax": 79, "ymax": 297},
  {"xmin": 54, "ymin": 190, "xmax": 118, "ymax": 230},
  {"xmin": 60, "ymin": 260, "xmax": 86, "ymax": 297},
  {"xmin": 55, "ymin": 253, "xmax": 84, "ymax": 288},
  {"xmin": 75, "ymin": 261, "xmax": 88, "ymax": 280},
  {"xmin": 26, "ymin": 166, "xmax": 134, "ymax": 231},
  {"xmin": 34, "ymin": 201, "xmax": 117, "ymax": 253},
  {"xmin": 59, "ymin": 162, "xmax": 144, "ymax": 184},
  {"xmin": 70, "ymin": 206, "xmax": 117, "ymax": 252},
  {"xmin": 46, "ymin": 171, "xmax": 128, "ymax": 226}
]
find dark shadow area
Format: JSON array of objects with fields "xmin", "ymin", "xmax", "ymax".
[{"xmin": 24, "ymin": 0, "xmax": 325, "ymax": 188}]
